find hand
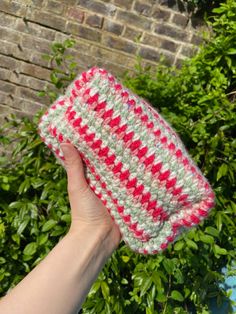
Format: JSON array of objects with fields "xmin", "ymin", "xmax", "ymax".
[
  {"xmin": 0, "ymin": 143, "xmax": 121, "ymax": 314},
  {"xmin": 61, "ymin": 143, "xmax": 121, "ymax": 249}
]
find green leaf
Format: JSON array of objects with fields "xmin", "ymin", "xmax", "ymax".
[
  {"xmin": 163, "ymin": 259, "xmax": 175, "ymax": 274},
  {"xmin": 186, "ymin": 239, "xmax": 198, "ymax": 250},
  {"xmin": 174, "ymin": 269, "xmax": 184, "ymax": 284},
  {"xmin": 9, "ymin": 201, "xmax": 23, "ymax": 209},
  {"xmin": 18, "ymin": 178, "xmax": 31, "ymax": 194},
  {"xmin": 171, "ymin": 290, "xmax": 184, "ymax": 302},
  {"xmin": 50, "ymin": 72, "xmax": 59, "ymax": 85},
  {"xmin": 64, "ymin": 38, "xmax": 76, "ymax": 48},
  {"xmin": 174, "ymin": 241, "xmax": 184, "ymax": 251},
  {"xmin": 121, "ymin": 278, "xmax": 128, "ymax": 285},
  {"xmin": 213, "ymin": 244, "xmax": 227, "ymax": 255},
  {"xmin": 212, "ymin": 6, "xmax": 225, "ymax": 13},
  {"xmin": 140, "ymin": 277, "xmax": 152, "ymax": 297},
  {"xmin": 42, "ymin": 219, "xmax": 57, "ymax": 232},
  {"xmin": 17, "ymin": 218, "xmax": 30, "ymax": 235},
  {"xmin": 61, "ymin": 214, "xmax": 71, "ymax": 223},
  {"xmin": 38, "ymin": 233, "xmax": 49, "ymax": 246},
  {"xmin": 121, "ymin": 256, "xmax": 130, "ymax": 263},
  {"xmin": 0, "ymin": 257, "xmax": 6, "ymax": 264},
  {"xmin": 42, "ymin": 54, "xmax": 51, "ymax": 61},
  {"xmin": 156, "ymin": 292, "xmax": 167, "ymax": 303},
  {"xmin": 12, "ymin": 233, "xmax": 20, "ymax": 245},
  {"xmin": 101, "ymin": 281, "xmax": 110, "ymax": 300},
  {"xmin": 50, "ymin": 227, "xmax": 65, "ymax": 237},
  {"xmin": 152, "ymin": 271, "xmax": 162, "ymax": 288},
  {"xmin": 216, "ymin": 212, "xmax": 222, "ymax": 232},
  {"xmin": 205, "ymin": 227, "xmax": 219, "ymax": 238},
  {"xmin": 89, "ymin": 282, "xmax": 100, "ymax": 295},
  {"xmin": 184, "ymin": 288, "xmax": 191, "ymax": 298},
  {"xmin": 69, "ymin": 62, "xmax": 78, "ymax": 70},
  {"xmin": 227, "ymin": 48, "xmax": 236, "ymax": 55},
  {"xmin": 217, "ymin": 164, "xmax": 228, "ymax": 181},
  {"xmin": 199, "ymin": 234, "xmax": 214, "ymax": 244},
  {"xmin": 146, "ymin": 308, "xmax": 153, "ymax": 314},
  {"xmin": 1, "ymin": 183, "xmax": 10, "ymax": 190},
  {"xmin": 23, "ymin": 242, "xmax": 37, "ymax": 256}
]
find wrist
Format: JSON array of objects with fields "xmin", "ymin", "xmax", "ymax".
[{"xmin": 67, "ymin": 222, "xmax": 119, "ymax": 258}]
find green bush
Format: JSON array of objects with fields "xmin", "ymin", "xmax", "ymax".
[
  {"xmin": 0, "ymin": 0, "xmax": 236, "ymax": 312},
  {"xmin": 182, "ymin": 0, "xmax": 223, "ymax": 14}
]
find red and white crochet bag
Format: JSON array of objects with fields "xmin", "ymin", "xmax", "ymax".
[{"xmin": 38, "ymin": 67, "xmax": 215, "ymax": 255}]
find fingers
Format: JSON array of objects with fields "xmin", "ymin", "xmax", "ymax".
[{"xmin": 61, "ymin": 143, "xmax": 89, "ymax": 196}]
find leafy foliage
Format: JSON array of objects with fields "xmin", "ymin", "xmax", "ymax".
[
  {"xmin": 0, "ymin": 114, "xmax": 71, "ymax": 294},
  {"xmin": 38, "ymin": 38, "xmax": 78, "ymax": 102},
  {"xmin": 182, "ymin": 0, "xmax": 222, "ymax": 14},
  {"xmin": 0, "ymin": 1, "xmax": 236, "ymax": 312}
]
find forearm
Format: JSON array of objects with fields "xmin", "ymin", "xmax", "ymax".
[{"xmin": 0, "ymin": 225, "xmax": 115, "ymax": 314}]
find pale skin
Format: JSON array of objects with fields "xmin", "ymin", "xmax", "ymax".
[{"xmin": 0, "ymin": 143, "xmax": 121, "ymax": 314}]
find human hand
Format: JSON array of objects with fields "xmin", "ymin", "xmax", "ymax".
[{"xmin": 61, "ymin": 143, "xmax": 121, "ymax": 249}]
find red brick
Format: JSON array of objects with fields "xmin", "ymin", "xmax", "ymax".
[
  {"xmin": 0, "ymin": 68, "xmax": 11, "ymax": 81},
  {"xmin": 134, "ymin": 1, "xmax": 152, "ymax": 16},
  {"xmin": 86, "ymin": 14, "xmax": 104, "ymax": 29},
  {"xmin": 60, "ymin": 0, "xmax": 79, "ymax": 4},
  {"xmin": 12, "ymin": 96, "xmax": 45, "ymax": 114},
  {"xmin": 0, "ymin": 0, "xmax": 27, "ymax": 17},
  {"xmin": 96, "ymin": 60, "xmax": 127, "ymax": 77},
  {"xmin": 139, "ymin": 47, "xmax": 160, "ymax": 62},
  {"xmin": 20, "ymin": 63, "xmax": 51, "ymax": 81},
  {"xmin": 0, "ymin": 39, "xmax": 49, "ymax": 68},
  {"xmin": 116, "ymin": 10, "xmax": 151, "ymax": 31},
  {"xmin": 18, "ymin": 86, "xmax": 44, "ymax": 103},
  {"xmin": 72, "ymin": 40, "xmax": 93, "ymax": 54},
  {"xmin": 15, "ymin": 20, "xmax": 56, "ymax": 41},
  {"xmin": 67, "ymin": 7, "xmax": 84, "ymax": 23},
  {"xmin": 172, "ymin": 13, "xmax": 189, "ymax": 28},
  {"xmin": 30, "ymin": 0, "xmax": 45, "ymax": 7},
  {"xmin": 0, "ymin": 26, "xmax": 20, "ymax": 43},
  {"xmin": 154, "ymin": 23, "xmax": 187, "ymax": 42},
  {"xmin": 91, "ymin": 46, "xmax": 136, "ymax": 68},
  {"xmin": 142, "ymin": 34, "xmax": 179, "ymax": 52},
  {"xmin": 30, "ymin": 52, "xmax": 50, "ymax": 68},
  {"xmin": 10, "ymin": 72, "xmax": 49, "ymax": 91},
  {"xmin": 103, "ymin": 19, "xmax": 123, "ymax": 35},
  {"xmin": 0, "ymin": 54, "xmax": 17, "ymax": 70},
  {"xmin": 45, "ymin": 0, "xmax": 65, "ymax": 14},
  {"xmin": 54, "ymin": 32, "xmax": 71, "ymax": 43},
  {"xmin": 102, "ymin": 34, "xmax": 137, "ymax": 54},
  {"xmin": 113, "ymin": 0, "xmax": 133, "ymax": 9},
  {"xmin": 139, "ymin": 46, "xmax": 175, "ymax": 65},
  {"xmin": 0, "ymin": 12, "xmax": 16, "ymax": 27},
  {"xmin": 78, "ymin": 0, "xmax": 116, "ymax": 16},
  {"xmin": 0, "ymin": 103, "xmax": 13, "ymax": 115},
  {"xmin": 27, "ymin": 10, "xmax": 67, "ymax": 32},
  {"xmin": 0, "ymin": 80, "xmax": 17, "ymax": 94},
  {"xmin": 123, "ymin": 26, "xmax": 142, "ymax": 41},
  {"xmin": 66, "ymin": 22, "xmax": 102, "ymax": 42},
  {"xmin": 151, "ymin": 6, "xmax": 171, "ymax": 21},
  {"xmin": 72, "ymin": 52, "xmax": 97, "ymax": 69},
  {"xmin": 21, "ymin": 34, "xmax": 51, "ymax": 54}
]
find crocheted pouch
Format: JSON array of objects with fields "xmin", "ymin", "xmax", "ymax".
[{"xmin": 38, "ymin": 67, "xmax": 215, "ymax": 255}]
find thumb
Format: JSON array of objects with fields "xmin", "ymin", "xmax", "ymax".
[{"xmin": 61, "ymin": 143, "xmax": 89, "ymax": 196}]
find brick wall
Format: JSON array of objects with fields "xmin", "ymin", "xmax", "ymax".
[{"xmin": 0, "ymin": 0, "xmax": 204, "ymax": 119}]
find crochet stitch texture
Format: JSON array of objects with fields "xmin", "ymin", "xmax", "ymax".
[{"xmin": 38, "ymin": 67, "xmax": 215, "ymax": 255}]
